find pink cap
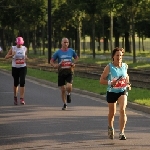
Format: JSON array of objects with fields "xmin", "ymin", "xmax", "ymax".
[{"xmin": 16, "ymin": 37, "xmax": 24, "ymax": 45}]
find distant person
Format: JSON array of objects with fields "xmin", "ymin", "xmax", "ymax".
[
  {"xmin": 5, "ymin": 37, "xmax": 28, "ymax": 105},
  {"xmin": 100, "ymin": 47, "xmax": 131, "ymax": 140},
  {"xmin": 0, "ymin": 46, "xmax": 3, "ymax": 53},
  {"xmin": 50, "ymin": 37, "xmax": 78, "ymax": 110}
]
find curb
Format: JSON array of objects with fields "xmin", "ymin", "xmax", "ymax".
[{"xmin": 1, "ymin": 69, "xmax": 150, "ymax": 114}]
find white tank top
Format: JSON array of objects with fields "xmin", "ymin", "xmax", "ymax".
[{"xmin": 12, "ymin": 46, "xmax": 27, "ymax": 68}]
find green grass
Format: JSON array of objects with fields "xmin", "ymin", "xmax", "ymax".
[
  {"xmin": 1, "ymin": 60, "xmax": 150, "ymax": 107},
  {"xmin": 28, "ymin": 68, "xmax": 58, "ymax": 83},
  {"xmin": 80, "ymin": 49, "xmax": 150, "ymax": 57},
  {"xmin": 78, "ymin": 57, "xmax": 150, "ymax": 70}
]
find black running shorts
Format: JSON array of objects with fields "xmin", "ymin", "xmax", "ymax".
[
  {"xmin": 12, "ymin": 66, "xmax": 27, "ymax": 87},
  {"xmin": 106, "ymin": 90, "xmax": 127, "ymax": 103},
  {"xmin": 58, "ymin": 73, "xmax": 73, "ymax": 86}
]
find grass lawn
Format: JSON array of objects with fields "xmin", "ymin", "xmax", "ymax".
[{"xmin": 0, "ymin": 59, "xmax": 150, "ymax": 107}]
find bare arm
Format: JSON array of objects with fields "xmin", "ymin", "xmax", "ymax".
[
  {"xmin": 25, "ymin": 47, "xmax": 28, "ymax": 60},
  {"xmin": 125, "ymin": 64, "xmax": 130, "ymax": 83},
  {"xmin": 72, "ymin": 57, "xmax": 78, "ymax": 67},
  {"xmin": 50, "ymin": 59, "xmax": 59, "ymax": 68},
  {"xmin": 100, "ymin": 65, "xmax": 110, "ymax": 85},
  {"xmin": 5, "ymin": 48, "xmax": 15, "ymax": 59},
  {"xmin": 125, "ymin": 64, "xmax": 131, "ymax": 89},
  {"xmin": 73, "ymin": 57, "xmax": 78, "ymax": 64},
  {"xmin": 126, "ymin": 72, "xmax": 130, "ymax": 84}
]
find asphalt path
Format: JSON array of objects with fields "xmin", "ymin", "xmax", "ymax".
[{"xmin": 0, "ymin": 70, "xmax": 150, "ymax": 150}]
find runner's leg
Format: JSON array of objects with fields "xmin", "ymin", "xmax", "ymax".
[
  {"xmin": 19, "ymin": 67, "xmax": 27, "ymax": 99},
  {"xmin": 117, "ymin": 95, "xmax": 127, "ymax": 133},
  {"xmin": 108, "ymin": 102, "xmax": 117, "ymax": 128},
  {"xmin": 60, "ymin": 85, "xmax": 67, "ymax": 104},
  {"xmin": 66, "ymin": 82, "xmax": 72, "ymax": 94}
]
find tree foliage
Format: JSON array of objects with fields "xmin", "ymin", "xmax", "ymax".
[{"xmin": 0, "ymin": 0, "xmax": 150, "ymax": 60}]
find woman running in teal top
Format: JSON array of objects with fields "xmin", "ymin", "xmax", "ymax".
[{"xmin": 100, "ymin": 47, "xmax": 131, "ymax": 140}]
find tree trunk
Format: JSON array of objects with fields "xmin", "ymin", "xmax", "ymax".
[
  {"xmin": 77, "ymin": 21, "xmax": 81, "ymax": 57},
  {"xmin": 91, "ymin": 15, "xmax": 95, "ymax": 59},
  {"xmin": 125, "ymin": 32, "xmax": 130, "ymax": 53},
  {"xmin": 122, "ymin": 36, "xmax": 125, "ymax": 48},
  {"xmin": 110, "ymin": 11, "xmax": 113, "ymax": 52},
  {"xmin": 83, "ymin": 36, "xmax": 86, "ymax": 53},
  {"xmin": 42, "ymin": 25, "xmax": 45, "ymax": 55},
  {"xmin": 97, "ymin": 36, "xmax": 101, "ymax": 51},
  {"xmin": 142, "ymin": 34, "xmax": 145, "ymax": 51},
  {"xmin": 26, "ymin": 29, "xmax": 30, "ymax": 53},
  {"xmin": 32, "ymin": 26, "xmax": 37, "ymax": 54},
  {"xmin": 104, "ymin": 37, "xmax": 108, "ymax": 52},
  {"xmin": 131, "ymin": 14, "xmax": 136, "ymax": 63},
  {"xmin": 114, "ymin": 32, "xmax": 119, "ymax": 47},
  {"xmin": 138, "ymin": 32, "xmax": 141, "ymax": 52}
]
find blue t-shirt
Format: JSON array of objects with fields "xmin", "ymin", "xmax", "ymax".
[
  {"xmin": 107, "ymin": 62, "xmax": 128, "ymax": 93},
  {"xmin": 51, "ymin": 48, "xmax": 77, "ymax": 64}
]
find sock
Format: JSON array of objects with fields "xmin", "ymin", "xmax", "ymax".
[
  {"xmin": 108, "ymin": 126, "xmax": 113, "ymax": 129},
  {"xmin": 120, "ymin": 132, "xmax": 124, "ymax": 134}
]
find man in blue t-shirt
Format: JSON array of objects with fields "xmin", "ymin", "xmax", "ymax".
[{"xmin": 50, "ymin": 37, "xmax": 78, "ymax": 110}]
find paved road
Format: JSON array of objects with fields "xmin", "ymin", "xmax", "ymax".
[{"xmin": 0, "ymin": 70, "xmax": 150, "ymax": 150}]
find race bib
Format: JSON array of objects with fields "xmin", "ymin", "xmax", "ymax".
[
  {"xmin": 61, "ymin": 61, "xmax": 72, "ymax": 68},
  {"xmin": 15, "ymin": 59, "xmax": 25, "ymax": 64},
  {"xmin": 113, "ymin": 78, "xmax": 127, "ymax": 88}
]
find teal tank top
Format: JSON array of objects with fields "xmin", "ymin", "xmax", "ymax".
[{"xmin": 107, "ymin": 62, "xmax": 128, "ymax": 93}]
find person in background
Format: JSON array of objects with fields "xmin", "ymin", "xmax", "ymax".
[
  {"xmin": 50, "ymin": 37, "xmax": 78, "ymax": 110},
  {"xmin": 0, "ymin": 46, "xmax": 3, "ymax": 53},
  {"xmin": 100, "ymin": 47, "xmax": 131, "ymax": 140},
  {"xmin": 5, "ymin": 37, "xmax": 28, "ymax": 105}
]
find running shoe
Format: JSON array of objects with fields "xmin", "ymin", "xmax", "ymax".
[
  {"xmin": 108, "ymin": 126, "xmax": 114, "ymax": 139},
  {"xmin": 62, "ymin": 103, "xmax": 67, "ymax": 110},
  {"xmin": 67, "ymin": 94, "xmax": 71, "ymax": 103},
  {"xmin": 14, "ymin": 96, "xmax": 18, "ymax": 105},
  {"xmin": 20, "ymin": 98, "xmax": 25, "ymax": 105},
  {"xmin": 119, "ymin": 133, "xmax": 126, "ymax": 140}
]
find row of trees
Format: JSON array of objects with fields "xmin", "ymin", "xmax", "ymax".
[
  {"xmin": 0, "ymin": 0, "xmax": 47, "ymax": 54},
  {"xmin": 0, "ymin": 0, "xmax": 150, "ymax": 62}
]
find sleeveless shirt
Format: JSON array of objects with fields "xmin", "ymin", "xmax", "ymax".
[
  {"xmin": 107, "ymin": 62, "xmax": 128, "ymax": 93},
  {"xmin": 12, "ymin": 46, "xmax": 27, "ymax": 68}
]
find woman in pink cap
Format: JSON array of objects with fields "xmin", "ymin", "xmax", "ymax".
[{"xmin": 5, "ymin": 37, "xmax": 28, "ymax": 105}]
